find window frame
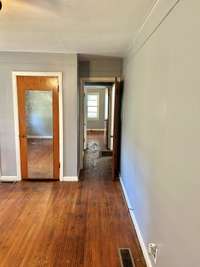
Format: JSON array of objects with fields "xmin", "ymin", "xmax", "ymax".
[{"xmin": 87, "ymin": 92, "xmax": 99, "ymax": 120}]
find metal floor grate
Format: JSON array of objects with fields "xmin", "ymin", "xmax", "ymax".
[{"xmin": 118, "ymin": 248, "xmax": 135, "ymax": 267}]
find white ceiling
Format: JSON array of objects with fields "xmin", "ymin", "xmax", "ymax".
[{"xmin": 0, "ymin": 0, "xmax": 155, "ymax": 57}]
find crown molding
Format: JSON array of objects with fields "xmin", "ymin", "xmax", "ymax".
[{"xmin": 126, "ymin": 0, "xmax": 181, "ymax": 58}]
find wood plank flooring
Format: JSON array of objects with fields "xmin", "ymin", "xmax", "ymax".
[
  {"xmin": 0, "ymin": 146, "xmax": 146, "ymax": 267},
  {"xmin": 87, "ymin": 131, "xmax": 107, "ymax": 151}
]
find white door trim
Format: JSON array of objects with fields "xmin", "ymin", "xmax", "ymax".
[{"xmin": 12, "ymin": 71, "xmax": 63, "ymax": 181}]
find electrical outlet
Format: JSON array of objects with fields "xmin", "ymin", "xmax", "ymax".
[{"xmin": 148, "ymin": 243, "xmax": 158, "ymax": 264}]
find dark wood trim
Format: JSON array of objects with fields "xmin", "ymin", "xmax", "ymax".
[
  {"xmin": 52, "ymin": 86, "xmax": 60, "ymax": 179},
  {"xmin": 112, "ymin": 78, "xmax": 123, "ymax": 180}
]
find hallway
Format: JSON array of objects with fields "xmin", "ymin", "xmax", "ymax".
[
  {"xmin": 84, "ymin": 131, "xmax": 111, "ymax": 172},
  {"xmin": 87, "ymin": 131, "xmax": 107, "ymax": 151}
]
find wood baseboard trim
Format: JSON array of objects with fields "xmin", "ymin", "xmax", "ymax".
[
  {"xmin": 119, "ymin": 176, "xmax": 153, "ymax": 267},
  {"xmin": 61, "ymin": 176, "xmax": 79, "ymax": 182}
]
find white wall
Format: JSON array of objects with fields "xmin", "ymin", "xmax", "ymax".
[
  {"xmin": 121, "ymin": 1, "xmax": 200, "ymax": 266},
  {"xmin": 0, "ymin": 52, "xmax": 78, "ymax": 177}
]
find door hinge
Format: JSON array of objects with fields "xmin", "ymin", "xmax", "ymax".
[{"xmin": 59, "ymin": 162, "xmax": 61, "ymax": 169}]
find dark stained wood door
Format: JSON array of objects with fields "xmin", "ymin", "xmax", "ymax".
[
  {"xmin": 112, "ymin": 78, "xmax": 123, "ymax": 180},
  {"xmin": 17, "ymin": 76, "xmax": 60, "ymax": 180}
]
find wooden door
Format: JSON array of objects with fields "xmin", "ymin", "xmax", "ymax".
[
  {"xmin": 112, "ymin": 78, "xmax": 123, "ymax": 180},
  {"xmin": 105, "ymin": 88, "xmax": 109, "ymax": 150},
  {"xmin": 17, "ymin": 76, "xmax": 59, "ymax": 180},
  {"xmin": 83, "ymin": 86, "xmax": 88, "ymax": 150}
]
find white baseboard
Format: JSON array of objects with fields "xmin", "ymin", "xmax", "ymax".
[
  {"xmin": 0, "ymin": 176, "xmax": 20, "ymax": 182},
  {"xmin": 0, "ymin": 176, "xmax": 79, "ymax": 182},
  {"xmin": 87, "ymin": 129, "xmax": 105, "ymax": 131},
  {"xmin": 61, "ymin": 176, "xmax": 79, "ymax": 182},
  {"xmin": 119, "ymin": 176, "xmax": 153, "ymax": 267}
]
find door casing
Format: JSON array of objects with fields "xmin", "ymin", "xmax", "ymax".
[
  {"xmin": 80, "ymin": 77, "xmax": 116, "ymax": 170},
  {"xmin": 80, "ymin": 77, "xmax": 121, "ymax": 179},
  {"xmin": 112, "ymin": 78, "xmax": 123, "ymax": 180},
  {"xmin": 12, "ymin": 72, "xmax": 63, "ymax": 181}
]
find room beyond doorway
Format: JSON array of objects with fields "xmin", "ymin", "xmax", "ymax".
[{"xmin": 80, "ymin": 77, "xmax": 123, "ymax": 180}]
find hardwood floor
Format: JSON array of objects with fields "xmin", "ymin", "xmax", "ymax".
[
  {"xmin": 27, "ymin": 138, "xmax": 53, "ymax": 179},
  {"xmin": 87, "ymin": 131, "xmax": 107, "ymax": 151},
  {"xmin": 85, "ymin": 131, "xmax": 112, "ymax": 170},
  {"xmin": 0, "ymin": 152, "xmax": 146, "ymax": 266}
]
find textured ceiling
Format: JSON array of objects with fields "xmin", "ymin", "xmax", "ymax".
[{"xmin": 0, "ymin": 0, "xmax": 155, "ymax": 56}]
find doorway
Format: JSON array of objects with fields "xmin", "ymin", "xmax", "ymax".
[
  {"xmin": 81, "ymin": 78, "xmax": 123, "ymax": 180},
  {"xmin": 13, "ymin": 73, "xmax": 63, "ymax": 181}
]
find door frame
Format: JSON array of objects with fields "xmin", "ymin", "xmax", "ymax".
[
  {"xmin": 79, "ymin": 77, "xmax": 120, "ymax": 170},
  {"xmin": 12, "ymin": 72, "xmax": 63, "ymax": 181}
]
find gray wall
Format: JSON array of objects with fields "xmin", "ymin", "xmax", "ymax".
[
  {"xmin": 86, "ymin": 88, "xmax": 105, "ymax": 130},
  {"xmin": 79, "ymin": 56, "xmax": 122, "ymax": 78},
  {"xmin": 0, "ymin": 52, "xmax": 78, "ymax": 177},
  {"xmin": 121, "ymin": 1, "xmax": 200, "ymax": 267}
]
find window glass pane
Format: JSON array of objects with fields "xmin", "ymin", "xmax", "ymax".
[
  {"xmin": 88, "ymin": 100, "xmax": 97, "ymax": 107},
  {"xmin": 88, "ymin": 112, "xmax": 97, "ymax": 118},
  {"xmin": 25, "ymin": 90, "xmax": 53, "ymax": 179},
  {"xmin": 88, "ymin": 106, "xmax": 97, "ymax": 112},
  {"xmin": 87, "ymin": 93, "xmax": 99, "ymax": 119},
  {"xmin": 88, "ymin": 95, "xmax": 97, "ymax": 101}
]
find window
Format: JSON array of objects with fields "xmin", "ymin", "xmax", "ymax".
[{"xmin": 87, "ymin": 93, "xmax": 99, "ymax": 119}]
